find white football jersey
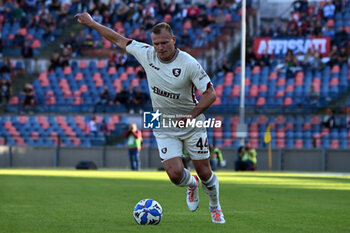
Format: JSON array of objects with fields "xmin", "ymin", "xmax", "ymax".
[{"xmin": 126, "ymin": 40, "xmax": 212, "ymax": 117}]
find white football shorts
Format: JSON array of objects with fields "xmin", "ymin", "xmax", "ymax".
[{"xmin": 154, "ymin": 129, "xmax": 210, "ymax": 162}]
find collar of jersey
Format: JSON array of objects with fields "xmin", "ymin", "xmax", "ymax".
[{"xmin": 157, "ymin": 48, "xmax": 179, "ymax": 64}]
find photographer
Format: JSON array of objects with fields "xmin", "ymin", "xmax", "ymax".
[
  {"xmin": 235, "ymin": 141, "xmax": 257, "ymax": 171},
  {"xmin": 209, "ymin": 145, "xmax": 226, "ymax": 171},
  {"xmin": 124, "ymin": 123, "xmax": 142, "ymax": 171}
]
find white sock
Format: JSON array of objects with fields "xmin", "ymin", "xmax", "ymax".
[
  {"xmin": 201, "ymin": 173, "xmax": 220, "ymax": 209},
  {"xmin": 187, "ymin": 175, "xmax": 197, "ymax": 189},
  {"xmin": 177, "ymin": 168, "xmax": 197, "ymax": 189}
]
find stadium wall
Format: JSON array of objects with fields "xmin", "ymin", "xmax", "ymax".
[{"xmin": 0, "ymin": 146, "xmax": 349, "ymax": 172}]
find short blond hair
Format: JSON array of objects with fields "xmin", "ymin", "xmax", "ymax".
[{"xmin": 151, "ymin": 22, "xmax": 174, "ymax": 36}]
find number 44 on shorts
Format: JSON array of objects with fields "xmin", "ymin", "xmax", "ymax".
[{"xmin": 196, "ymin": 137, "xmax": 209, "ymax": 154}]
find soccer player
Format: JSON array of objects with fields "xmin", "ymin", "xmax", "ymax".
[{"xmin": 75, "ymin": 12, "xmax": 225, "ymax": 224}]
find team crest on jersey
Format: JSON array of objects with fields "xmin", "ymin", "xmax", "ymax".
[{"xmin": 172, "ymin": 68, "xmax": 181, "ymax": 77}]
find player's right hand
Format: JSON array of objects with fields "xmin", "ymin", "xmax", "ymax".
[{"xmin": 74, "ymin": 13, "xmax": 95, "ymax": 27}]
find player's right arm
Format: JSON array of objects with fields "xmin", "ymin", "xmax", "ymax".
[{"xmin": 74, "ymin": 13, "xmax": 130, "ymax": 51}]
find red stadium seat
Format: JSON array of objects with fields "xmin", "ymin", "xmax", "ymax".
[
  {"xmin": 256, "ymin": 97, "xmax": 266, "ymax": 106},
  {"xmin": 9, "ymin": 96, "xmax": 19, "ymax": 105},
  {"xmin": 97, "ymin": 60, "xmax": 106, "ymax": 69},
  {"xmin": 32, "ymin": 40, "xmax": 41, "ymax": 48},
  {"xmin": 330, "ymin": 139, "xmax": 339, "ymax": 149},
  {"xmin": 75, "ymin": 72, "xmax": 84, "ymax": 81},
  {"xmin": 268, "ymin": 72, "xmax": 277, "ymax": 80},
  {"xmin": 79, "ymin": 60, "xmax": 88, "ymax": 69},
  {"xmin": 249, "ymin": 85, "xmax": 258, "ymax": 97},
  {"xmin": 63, "ymin": 66, "xmax": 72, "ymax": 75},
  {"xmin": 126, "ymin": 66, "xmax": 136, "ymax": 75},
  {"xmin": 294, "ymin": 139, "xmax": 303, "ymax": 148},
  {"xmin": 331, "ymin": 65, "xmax": 340, "ymax": 74},
  {"xmin": 283, "ymin": 97, "xmax": 293, "ymax": 106},
  {"xmin": 212, "ymin": 97, "xmax": 221, "ymax": 106},
  {"xmin": 108, "ymin": 66, "xmax": 117, "ymax": 75},
  {"xmin": 19, "ymin": 28, "xmax": 27, "ymax": 36},
  {"xmin": 276, "ymin": 78, "xmax": 286, "ymax": 86},
  {"xmin": 329, "ymin": 77, "xmax": 339, "ymax": 86},
  {"xmin": 251, "ymin": 66, "xmax": 261, "ymax": 74}
]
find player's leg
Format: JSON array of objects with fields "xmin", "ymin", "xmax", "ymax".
[
  {"xmin": 184, "ymin": 131, "xmax": 225, "ymax": 223},
  {"xmin": 163, "ymin": 157, "xmax": 199, "ymax": 211},
  {"xmin": 155, "ymin": 135, "xmax": 198, "ymax": 195}
]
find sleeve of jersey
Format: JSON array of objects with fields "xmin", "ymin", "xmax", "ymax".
[
  {"xmin": 125, "ymin": 40, "xmax": 150, "ymax": 66},
  {"xmin": 190, "ymin": 62, "xmax": 212, "ymax": 94}
]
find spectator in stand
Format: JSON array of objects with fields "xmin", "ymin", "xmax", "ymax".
[
  {"xmin": 132, "ymin": 87, "xmax": 149, "ymax": 114},
  {"xmin": 186, "ymin": 4, "xmax": 200, "ymax": 21},
  {"xmin": 272, "ymin": 18, "xmax": 282, "ymax": 36},
  {"xmin": 0, "ymin": 78, "xmax": 12, "ymax": 107},
  {"xmin": 0, "ymin": 34, "xmax": 3, "ymax": 58},
  {"xmin": 115, "ymin": 51, "xmax": 128, "ymax": 69},
  {"xmin": 91, "ymin": 10, "xmax": 103, "ymax": 24},
  {"xmin": 21, "ymin": 83, "xmax": 35, "ymax": 113},
  {"xmin": 59, "ymin": 46, "xmax": 71, "ymax": 67},
  {"xmin": 323, "ymin": 0, "xmax": 336, "ymax": 20},
  {"xmin": 278, "ymin": 22, "xmax": 290, "ymax": 37},
  {"xmin": 327, "ymin": 45, "xmax": 340, "ymax": 66},
  {"xmin": 13, "ymin": 29, "xmax": 25, "ymax": 48},
  {"xmin": 261, "ymin": 25, "xmax": 273, "ymax": 37},
  {"xmin": 339, "ymin": 47, "xmax": 348, "ymax": 66},
  {"xmin": 312, "ymin": 51, "xmax": 324, "ymax": 71},
  {"xmin": 48, "ymin": 51, "xmax": 61, "ymax": 72},
  {"xmin": 308, "ymin": 84, "xmax": 320, "ymax": 107},
  {"xmin": 295, "ymin": 51, "xmax": 305, "ymax": 65},
  {"xmin": 284, "ymin": 49, "xmax": 299, "ymax": 79},
  {"xmin": 334, "ymin": 27, "xmax": 348, "ymax": 48},
  {"xmin": 113, "ymin": 1, "xmax": 128, "ymax": 22},
  {"xmin": 322, "ymin": 108, "xmax": 336, "ymax": 129},
  {"xmin": 179, "ymin": 29, "xmax": 192, "ymax": 47},
  {"xmin": 246, "ymin": 46, "xmax": 257, "ymax": 67},
  {"xmin": 99, "ymin": 119, "xmax": 110, "ymax": 143},
  {"xmin": 322, "ymin": 21, "xmax": 335, "ymax": 38},
  {"xmin": 114, "ymin": 86, "xmax": 132, "ymax": 112},
  {"xmin": 220, "ymin": 57, "xmax": 231, "ymax": 73},
  {"xmin": 63, "ymin": 32, "xmax": 79, "ymax": 57},
  {"xmin": 303, "ymin": 48, "xmax": 315, "ymax": 68},
  {"xmin": 136, "ymin": 27, "xmax": 148, "ymax": 43},
  {"xmin": 89, "ymin": 116, "xmax": 98, "ymax": 137},
  {"xmin": 258, "ymin": 48, "xmax": 271, "ymax": 67},
  {"xmin": 91, "ymin": 1, "xmax": 109, "ymax": 16},
  {"xmin": 215, "ymin": 9, "xmax": 226, "ymax": 26},
  {"xmin": 49, "ymin": 0, "xmax": 61, "ymax": 12},
  {"xmin": 95, "ymin": 86, "xmax": 111, "ymax": 113},
  {"xmin": 11, "ymin": 2, "xmax": 24, "ymax": 22},
  {"xmin": 21, "ymin": 41, "xmax": 34, "ymax": 74},
  {"xmin": 333, "ymin": 0, "xmax": 343, "ymax": 13},
  {"xmin": 293, "ymin": 0, "xmax": 308, "ymax": 12},
  {"xmin": 24, "ymin": 0, "xmax": 37, "ymax": 14},
  {"xmin": 142, "ymin": 3, "xmax": 156, "ymax": 19},
  {"xmin": 0, "ymin": 57, "xmax": 12, "ymax": 80},
  {"xmin": 107, "ymin": 51, "xmax": 118, "ymax": 68},
  {"xmin": 313, "ymin": 19, "xmax": 323, "ymax": 36},
  {"xmin": 124, "ymin": 123, "xmax": 142, "ymax": 171}
]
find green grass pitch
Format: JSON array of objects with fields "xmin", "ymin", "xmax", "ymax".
[{"xmin": 0, "ymin": 169, "xmax": 349, "ymax": 233}]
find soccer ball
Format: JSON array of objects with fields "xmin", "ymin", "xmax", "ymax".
[{"xmin": 133, "ymin": 199, "xmax": 163, "ymax": 225}]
